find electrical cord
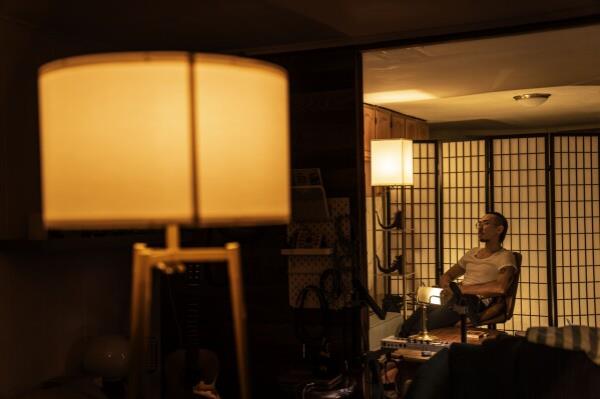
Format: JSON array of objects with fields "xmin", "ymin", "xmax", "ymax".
[
  {"xmin": 166, "ymin": 274, "xmax": 184, "ymax": 347},
  {"xmin": 333, "ymin": 214, "xmax": 353, "ymax": 257},
  {"xmin": 294, "ymin": 285, "xmax": 330, "ymax": 345},
  {"xmin": 319, "ymin": 267, "xmax": 343, "ymax": 301},
  {"xmin": 292, "ymin": 214, "xmax": 357, "ymax": 374}
]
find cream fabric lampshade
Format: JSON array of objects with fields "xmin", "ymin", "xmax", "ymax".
[
  {"xmin": 38, "ymin": 52, "xmax": 290, "ymax": 228},
  {"xmin": 371, "ymin": 139, "xmax": 413, "ymax": 186}
]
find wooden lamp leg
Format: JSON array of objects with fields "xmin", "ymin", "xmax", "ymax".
[
  {"xmin": 226, "ymin": 243, "xmax": 250, "ymax": 399},
  {"xmin": 128, "ymin": 231, "xmax": 250, "ymax": 399},
  {"xmin": 129, "ymin": 245, "xmax": 152, "ymax": 399}
]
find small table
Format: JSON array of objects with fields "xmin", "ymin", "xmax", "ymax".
[
  {"xmin": 386, "ymin": 327, "xmax": 506, "ymax": 397},
  {"xmin": 391, "ymin": 326, "xmax": 505, "ymax": 361},
  {"xmin": 427, "ymin": 326, "xmax": 505, "ymax": 344}
]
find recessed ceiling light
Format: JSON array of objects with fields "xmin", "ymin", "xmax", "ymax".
[
  {"xmin": 364, "ymin": 89, "xmax": 436, "ymax": 104},
  {"xmin": 513, "ymin": 93, "xmax": 551, "ymax": 107}
]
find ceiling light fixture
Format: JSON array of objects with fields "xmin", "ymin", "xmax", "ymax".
[
  {"xmin": 513, "ymin": 93, "xmax": 551, "ymax": 107},
  {"xmin": 364, "ymin": 89, "xmax": 436, "ymax": 104}
]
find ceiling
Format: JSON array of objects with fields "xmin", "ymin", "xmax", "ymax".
[
  {"xmin": 3, "ymin": 1, "xmax": 600, "ymax": 136},
  {"xmin": 363, "ymin": 24, "xmax": 600, "ymax": 135},
  {"xmin": 2, "ymin": 0, "xmax": 600, "ymax": 53}
]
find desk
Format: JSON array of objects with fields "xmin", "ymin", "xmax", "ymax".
[
  {"xmin": 425, "ymin": 326, "xmax": 504, "ymax": 344},
  {"xmin": 384, "ymin": 327, "xmax": 506, "ymax": 397},
  {"xmin": 390, "ymin": 326, "xmax": 505, "ymax": 361}
]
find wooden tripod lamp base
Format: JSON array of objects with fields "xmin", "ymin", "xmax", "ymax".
[{"xmin": 128, "ymin": 225, "xmax": 249, "ymax": 399}]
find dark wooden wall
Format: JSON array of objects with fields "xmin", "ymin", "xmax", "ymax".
[
  {"xmin": 250, "ymin": 48, "xmax": 367, "ymax": 395},
  {"xmin": 159, "ymin": 49, "xmax": 367, "ymax": 397}
]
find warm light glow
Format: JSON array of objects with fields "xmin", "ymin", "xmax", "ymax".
[
  {"xmin": 371, "ymin": 139, "xmax": 413, "ymax": 186},
  {"xmin": 417, "ymin": 286, "xmax": 443, "ymax": 305},
  {"xmin": 38, "ymin": 52, "xmax": 290, "ymax": 228},
  {"xmin": 193, "ymin": 55, "xmax": 289, "ymax": 225},
  {"xmin": 364, "ymin": 89, "xmax": 436, "ymax": 104}
]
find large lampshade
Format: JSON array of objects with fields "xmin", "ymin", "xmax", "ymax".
[
  {"xmin": 38, "ymin": 52, "xmax": 290, "ymax": 229},
  {"xmin": 371, "ymin": 138, "xmax": 413, "ymax": 186}
]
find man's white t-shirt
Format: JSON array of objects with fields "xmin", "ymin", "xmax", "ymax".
[{"xmin": 457, "ymin": 247, "xmax": 516, "ymax": 286}]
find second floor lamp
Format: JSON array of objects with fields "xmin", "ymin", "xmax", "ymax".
[{"xmin": 370, "ymin": 138, "xmax": 413, "ymax": 320}]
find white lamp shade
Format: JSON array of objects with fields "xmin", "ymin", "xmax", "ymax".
[
  {"xmin": 416, "ymin": 286, "xmax": 443, "ymax": 305},
  {"xmin": 370, "ymin": 139, "xmax": 413, "ymax": 186},
  {"xmin": 38, "ymin": 52, "xmax": 290, "ymax": 229}
]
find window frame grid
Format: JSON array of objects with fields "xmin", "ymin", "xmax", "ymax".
[
  {"xmin": 438, "ymin": 138, "xmax": 487, "ymax": 276},
  {"xmin": 552, "ymin": 133, "xmax": 600, "ymax": 327},
  {"xmin": 490, "ymin": 134, "xmax": 550, "ymax": 332},
  {"xmin": 428, "ymin": 132, "xmax": 600, "ymax": 330}
]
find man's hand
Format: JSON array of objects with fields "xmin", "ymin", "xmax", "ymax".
[
  {"xmin": 438, "ymin": 264, "xmax": 465, "ymax": 289},
  {"xmin": 439, "ymin": 274, "xmax": 450, "ymax": 289},
  {"xmin": 440, "ymin": 288, "xmax": 452, "ymax": 305}
]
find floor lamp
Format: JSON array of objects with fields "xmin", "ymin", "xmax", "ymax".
[
  {"xmin": 370, "ymin": 139, "xmax": 413, "ymax": 320},
  {"xmin": 38, "ymin": 52, "xmax": 290, "ymax": 399}
]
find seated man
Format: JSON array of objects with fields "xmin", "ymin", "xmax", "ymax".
[{"xmin": 399, "ymin": 211, "xmax": 516, "ymax": 337}]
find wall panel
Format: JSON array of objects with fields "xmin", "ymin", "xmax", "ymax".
[
  {"xmin": 492, "ymin": 136, "xmax": 549, "ymax": 332},
  {"xmin": 412, "ymin": 142, "xmax": 437, "ymax": 288},
  {"xmin": 441, "ymin": 140, "xmax": 486, "ymax": 272},
  {"xmin": 554, "ymin": 135, "xmax": 600, "ymax": 327}
]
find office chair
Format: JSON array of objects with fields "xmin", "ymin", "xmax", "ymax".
[
  {"xmin": 453, "ymin": 252, "xmax": 522, "ymax": 341},
  {"xmin": 476, "ymin": 251, "xmax": 522, "ymax": 329}
]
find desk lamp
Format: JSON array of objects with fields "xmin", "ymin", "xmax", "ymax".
[
  {"xmin": 411, "ymin": 286, "xmax": 443, "ymax": 341},
  {"xmin": 38, "ymin": 52, "xmax": 290, "ymax": 399},
  {"xmin": 370, "ymin": 139, "xmax": 413, "ymax": 319}
]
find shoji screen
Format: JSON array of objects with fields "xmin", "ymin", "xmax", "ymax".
[
  {"xmin": 492, "ymin": 136, "xmax": 549, "ymax": 331},
  {"xmin": 554, "ymin": 135, "xmax": 600, "ymax": 327},
  {"xmin": 441, "ymin": 140, "xmax": 487, "ymax": 272},
  {"xmin": 412, "ymin": 142, "xmax": 437, "ymax": 287},
  {"xmin": 411, "ymin": 134, "xmax": 600, "ymax": 331}
]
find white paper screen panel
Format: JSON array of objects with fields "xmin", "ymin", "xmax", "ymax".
[
  {"xmin": 492, "ymin": 137, "xmax": 549, "ymax": 332},
  {"xmin": 441, "ymin": 140, "xmax": 487, "ymax": 272},
  {"xmin": 554, "ymin": 136, "xmax": 600, "ymax": 327},
  {"xmin": 412, "ymin": 143, "xmax": 437, "ymax": 288}
]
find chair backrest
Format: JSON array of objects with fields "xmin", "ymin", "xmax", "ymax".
[{"xmin": 503, "ymin": 251, "xmax": 522, "ymax": 320}]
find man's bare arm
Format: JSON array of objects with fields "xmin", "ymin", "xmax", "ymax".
[
  {"xmin": 460, "ymin": 267, "xmax": 516, "ymax": 297},
  {"xmin": 439, "ymin": 264, "xmax": 465, "ymax": 289}
]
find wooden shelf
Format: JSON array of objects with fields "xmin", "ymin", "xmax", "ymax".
[{"xmin": 281, "ymin": 248, "xmax": 334, "ymax": 256}]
